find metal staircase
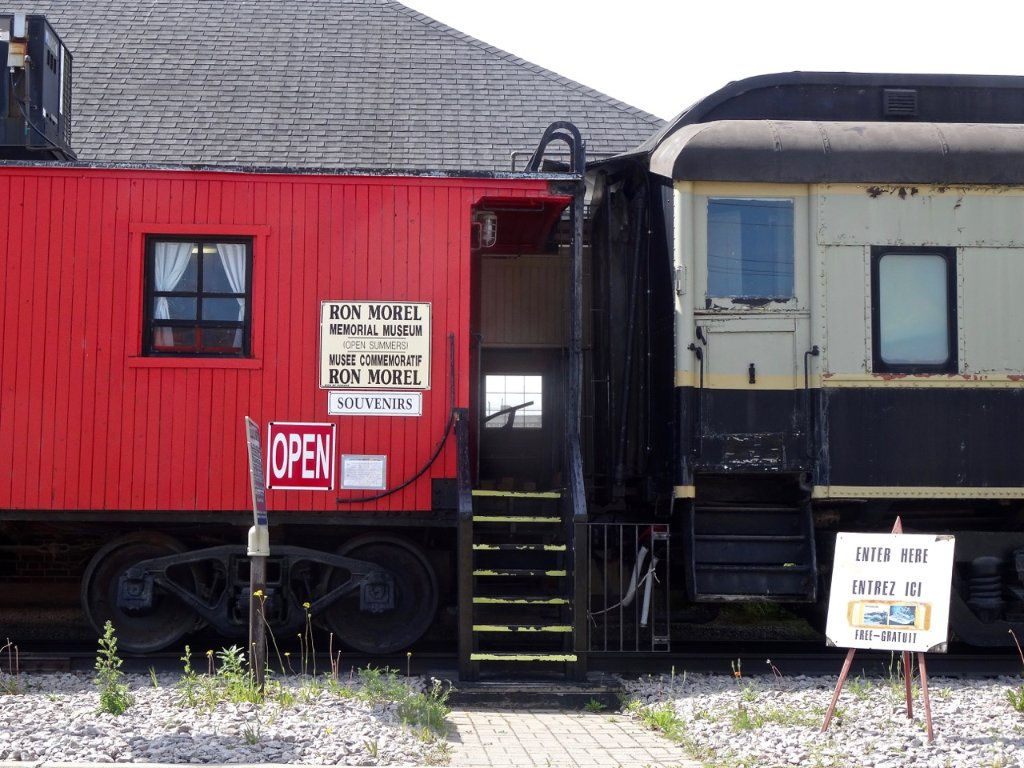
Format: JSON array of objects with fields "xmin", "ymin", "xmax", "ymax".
[
  {"xmin": 455, "ymin": 122, "xmax": 589, "ymax": 681},
  {"xmin": 463, "ymin": 490, "xmax": 578, "ymax": 675},
  {"xmin": 686, "ymin": 479, "xmax": 817, "ymax": 602}
]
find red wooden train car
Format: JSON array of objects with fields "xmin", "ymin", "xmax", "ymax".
[{"xmin": 0, "ymin": 162, "xmax": 576, "ymax": 654}]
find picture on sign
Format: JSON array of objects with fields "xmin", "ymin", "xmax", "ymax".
[
  {"xmin": 341, "ymin": 454, "xmax": 387, "ymax": 490},
  {"xmin": 848, "ymin": 601, "xmax": 931, "ymax": 630},
  {"xmin": 266, "ymin": 422, "xmax": 337, "ymax": 491},
  {"xmin": 825, "ymin": 532, "xmax": 955, "ymax": 653},
  {"xmin": 320, "ymin": 301, "xmax": 431, "ymax": 390},
  {"xmin": 327, "ymin": 390, "xmax": 423, "ymax": 417}
]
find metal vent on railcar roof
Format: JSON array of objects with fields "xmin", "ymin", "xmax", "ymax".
[{"xmin": 883, "ymin": 88, "xmax": 919, "ymax": 118}]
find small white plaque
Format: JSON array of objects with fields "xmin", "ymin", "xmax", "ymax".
[
  {"xmin": 328, "ymin": 390, "xmax": 422, "ymax": 417},
  {"xmin": 341, "ymin": 454, "xmax": 387, "ymax": 490}
]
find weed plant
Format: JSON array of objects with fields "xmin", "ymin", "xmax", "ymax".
[
  {"xmin": 583, "ymin": 697, "xmax": 606, "ymax": 712},
  {"xmin": 0, "ymin": 639, "xmax": 20, "ymax": 695},
  {"xmin": 1007, "ymin": 630, "xmax": 1024, "ymax": 712},
  {"xmin": 357, "ymin": 667, "xmax": 452, "ymax": 737},
  {"xmin": 95, "ymin": 621, "xmax": 134, "ymax": 715},
  {"xmin": 626, "ymin": 699, "xmax": 687, "ymax": 741},
  {"xmin": 177, "ymin": 644, "xmax": 265, "ymax": 712}
]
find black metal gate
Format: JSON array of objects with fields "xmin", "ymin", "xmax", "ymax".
[{"xmin": 586, "ymin": 523, "xmax": 670, "ymax": 652}]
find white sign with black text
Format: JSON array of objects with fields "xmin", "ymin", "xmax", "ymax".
[
  {"xmin": 320, "ymin": 301, "xmax": 431, "ymax": 390},
  {"xmin": 825, "ymin": 532, "xmax": 956, "ymax": 653},
  {"xmin": 327, "ymin": 390, "xmax": 422, "ymax": 417},
  {"xmin": 341, "ymin": 454, "xmax": 387, "ymax": 490}
]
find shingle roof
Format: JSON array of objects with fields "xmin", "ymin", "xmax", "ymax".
[{"xmin": 3, "ymin": 0, "xmax": 665, "ymax": 171}]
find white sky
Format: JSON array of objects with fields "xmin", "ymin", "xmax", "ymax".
[{"xmin": 401, "ymin": 1, "xmax": 1024, "ymax": 120}]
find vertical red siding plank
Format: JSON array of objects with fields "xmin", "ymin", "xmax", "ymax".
[
  {"xmin": 366, "ymin": 183, "xmax": 384, "ymax": 510},
  {"xmin": 224, "ymin": 179, "xmax": 245, "ymax": 511},
  {"xmin": 192, "ymin": 369, "xmax": 213, "ymax": 509},
  {"xmin": 206, "ymin": 365, "xmax": 227, "ymax": 510},
  {"xmin": 181, "ymin": 178, "xmax": 196, "ymax": 227},
  {"xmin": 205, "ymin": 179, "xmax": 221, "ymax": 227},
  {"xmin": 168, "ymin": 177, "xmax": 183, "ymax": 225},
  {"xmin": 128, "ymin": 177, "xmax": 149, "ymax": 510},
  {"xmin": 298, "ymin": 182, "xmax": 317, "ymax": 509},
  {"xmin": 13, "ymin": 174, "xmax": 41, "ymax": 506},
  {"xmin": 51, "ymin": 175, "xmax": 79, "ymax": 508},
  {"xmin": 108, "ymin": 177, "xmax": 134, "ymax": 509},
  {"xmin": 86, "ymin": 178, "xmax": 116, "ymax": 507},
  {"xmin": 390, "ymin": 184, "xmax": 409, "ymax": 501},
  {"xmin": 277, "ymin": 180, "xmax": 297, "ymax": 510},
  {"xmin": 406, "ymin": 183, "xmax": 425, "ymax": 508},
  {"xmin": 220, "ymin": 178, "xmax": 234, "ymax": 224},
  {"xmin": 0, "ymin": 175, "xmax": 13, "ymax": 504},
  {"xmin": 140, "ymin": 178, "xmax": 162, "ymax": 510},
  {"xmin": 22, "ymin": 175, "xmax": 51, "ymax": 508},
  {"xmin": 5, "ymin": 175, "xmax": 31, "ymax": 505},
  {"xmin": 33, "ymin": 175, "xmax": 63, "ymax": 507},
  {"xmin": 62, "ymin": 175, "xmax": 97, "ymax": 508},
  {"xmin": 412, "ymin": 184, "xmax": 430, "ymax": 509},
  {"xmin": 253, "ymin": 181, "xmax": 276, "ymax": 511}
]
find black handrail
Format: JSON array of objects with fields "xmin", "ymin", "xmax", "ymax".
[{"xmin": 455, "ymin": 407, "xmax": 474, "ymax": 681}]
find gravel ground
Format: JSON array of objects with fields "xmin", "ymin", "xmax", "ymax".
[
  {"xmin": 0, "ymin": 671, "xmax": 447, "ymax": 765},
  {"xmin": 624, "ymin": 669, "xmax": 1024, "ymax": 768}
]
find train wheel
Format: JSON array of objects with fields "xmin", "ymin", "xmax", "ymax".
[
  {"xmin": 322, "ymin": 535, "xmax": 438, "ymax": 654},
  {"xmin": 81, "ymin": 533, "xmax": 198, "ymax": 653}
]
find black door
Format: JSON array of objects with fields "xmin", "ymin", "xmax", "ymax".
[{"xmin": 477, "ymin": 348, "xmax": 564, "ymax": 489}]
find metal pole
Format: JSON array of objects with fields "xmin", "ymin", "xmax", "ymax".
[
  {"xmin": 243, "ymin": 417, "xmax": 270, "ymax": 691},
  {"xmin": 249, "ymin": 553, "xmax": 267, "ymax": 689}
]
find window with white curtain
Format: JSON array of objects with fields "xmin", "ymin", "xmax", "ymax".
[{"xmin": 145, "ymin": 237, "xmax": 252, "ymax": 356}]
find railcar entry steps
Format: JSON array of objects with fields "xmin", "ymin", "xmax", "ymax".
[
  {"xmin": 688, "ymin": 488, "xmax": 817, "ymax": 602},
  {"xmin": 459, "ymin": 488, "xmax": 581, "ymax": 680}
]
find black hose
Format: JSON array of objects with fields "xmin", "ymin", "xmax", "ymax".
[{"xmin": 336, "ymin": 333, "xmax": 456, "ymax": 504}]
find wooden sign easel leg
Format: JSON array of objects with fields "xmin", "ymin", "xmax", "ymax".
[
  {"xmin": 902, "ymin": 650, "xmax": 913, "ymax": 718},
  {"xmin": 820, "ymin": 647, "xmax": 856, "ymax": 732},
  {"xmin": 918, "ymin": 652, "xmax": 934, "ymax": 744}
]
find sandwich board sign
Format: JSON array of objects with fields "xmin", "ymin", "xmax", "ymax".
[{"xmin": 825, "ymin": 531, "xmax": 956, "ymax": 653}]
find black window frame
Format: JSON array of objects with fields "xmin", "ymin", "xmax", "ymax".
[
  {"xmin": 870, "ymin": 245, "xmax": 958, "ymax": 374},
  {"xmin": 143, "ymin": 235, "xmax": 253, "ymax": 358}
]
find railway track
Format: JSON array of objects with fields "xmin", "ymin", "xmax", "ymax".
[{"xmin": 15, "ymin": 643, "xmax": 1023, "ymax": 681}]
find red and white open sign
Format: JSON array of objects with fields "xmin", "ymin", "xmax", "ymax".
[{"xmin": 266, "ymin": 422, "xmax": 337, "ymax": 491}]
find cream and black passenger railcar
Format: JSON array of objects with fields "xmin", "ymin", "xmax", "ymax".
[{"xmin": 588, "ymin": 74, "xmax": 1024, "ymax": 645}]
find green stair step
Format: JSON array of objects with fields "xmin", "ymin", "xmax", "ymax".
[
  {"xmin": 472, "ymin": 515, "xmax": 561, "ymax": 523},
  {"xmin": 473, "ymin": 569, "xmax": 567, "ymax": 577},
  {"xmin": 473, "ymin": 624, "xmax": 572, "ymax": 633},
  {"xmin": 473, "ymin": 596, "xmax": 570, "ymax": 605},
  {"xmin": 472, "ymin": 543, "xmax": 567, "ymax": 551},
  {"xmin": 471, "ymin": 490, "xmax": 562, "ymax": 499},
  {"xmin": 470, "ymin": 652, "xmax": 577, "ymax": 662}
]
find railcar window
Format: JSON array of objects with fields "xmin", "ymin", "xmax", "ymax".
[
  {"xmin": 144, "ymin": 237, "xmax": 253, "ymax": 357},
  {"xmin": 707, "ymin": 198, "xmax": 794, "ymax": 299},
  {"xmin": 871, "ymin": 247, "xmax": 957, "ymax": 373},
  {"xmin": 484, "ymin": 374, "xmax": 543, "ymax": 429}
]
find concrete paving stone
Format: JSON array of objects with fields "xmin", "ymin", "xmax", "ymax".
[{"xmin": 446, "ymin": 705, "xmax": 701, "ymax": 768}]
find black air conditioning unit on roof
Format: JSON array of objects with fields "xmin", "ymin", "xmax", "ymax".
[{"xmin": 1, "ymin": 13, "xmax": 75, "ymax": 161}]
